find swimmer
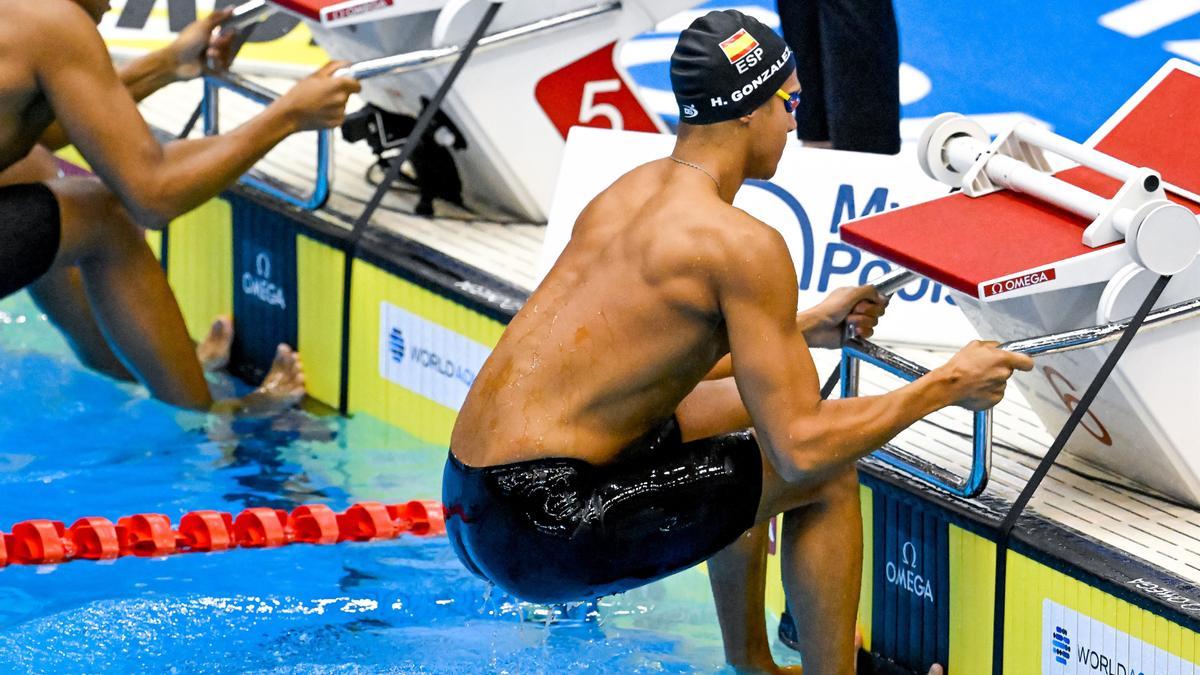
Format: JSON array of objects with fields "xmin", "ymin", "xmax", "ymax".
[
  {"xmin": 0, "ymin": 1, "xmax": 359, "ymax": 412},
  {"xmin": 444, "ymin": 10, "xmax": 1029, "ymax": 674}
]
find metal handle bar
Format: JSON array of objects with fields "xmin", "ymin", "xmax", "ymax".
[
  {"xmin": 841, "ymin": 291, "xmax": 1200, "ymax": 498},
  {"xmin": 200, "ymin": 1, "xmax": 618, "ymax": 210},
  {"xmin": 869, "ymin": 268, "xmax": 918, "ymax": 297},
  {"xmin": 227, "ymin": 0, "xmax": 271, "ymax": 28},
  {"xmin": 202, "ymin": 74, "xmax": 333, "ymax": 210},
  {"xmin": 1002, "ymin": 294, "xmax": 1200, "ymax": 356},
  {"xmin": 332, "ymin": 1, "xmax": 621, "ymax": 80}
]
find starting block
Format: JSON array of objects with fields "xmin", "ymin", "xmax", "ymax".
[
  {"xmin": 238, "ymin": 0, "xmax": 700, "ymax": 219},
  {"xmin": 841, "ymin": 59, "xmax": 1200, "ymax": 505}
]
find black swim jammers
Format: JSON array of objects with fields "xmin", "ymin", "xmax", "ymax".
[
  {"xmin": 442, "ymin": 418, "xmax": 762, "ymax": 603},
  {"xmin": 0, "ymin": 183, "xmax": 61, "ymax": 299}
]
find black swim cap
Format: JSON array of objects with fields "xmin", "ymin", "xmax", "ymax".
[{"xmin": 670, "ymin": 10, "xmax": 796, "ymax": 125}]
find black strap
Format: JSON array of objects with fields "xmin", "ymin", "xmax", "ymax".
[
  {"xmin": 335, "ymin": 3, "xmax": 503, "ymax": 414},
  {"xmin": 990, "ymin": 273, "xmax": 1171, "ymax": 675},
  {"xmin": 819, "ymin": 366, "xmax": 841, "ymax": 400}
]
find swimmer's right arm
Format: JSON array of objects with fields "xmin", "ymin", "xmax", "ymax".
[
  {"xmin": 37, "ymin": 9, "xmax": 236, "ymax": 151},
  {"xmin": 716, "ymin": 221, "xmax": 1033, "ymax": 482},
  {"xmin": 32, "ymin": 3, "xmax": 360, "ymax": 228}
]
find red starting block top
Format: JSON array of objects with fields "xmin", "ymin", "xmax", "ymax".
[
  {"xmin": 269, "ymin": 0, "xmax": 445, "ymax": 25},
  {"xmin": 841, "ymin": 65, "xmax": 1200, "ymax": 298}
]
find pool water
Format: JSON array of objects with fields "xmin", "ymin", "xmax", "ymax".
[{"xmin": 0, "ymin": 291, "xmax": 802, "ymax": 673}]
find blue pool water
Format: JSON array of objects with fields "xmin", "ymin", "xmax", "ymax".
[{"xmin": 0, "ymin": 292, "xmax": 793, "ymax": 673}]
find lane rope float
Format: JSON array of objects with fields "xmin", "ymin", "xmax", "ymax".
[{"xmin": 0, "ymin": 500, "xmax": 445, "ymax": 567}]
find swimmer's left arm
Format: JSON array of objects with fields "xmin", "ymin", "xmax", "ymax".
[{"xmin": 37, "ymin": 6, "xmax": 358, "ymax": 228}]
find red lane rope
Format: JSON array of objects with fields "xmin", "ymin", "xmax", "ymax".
[{"xmin": 0, "ymin": 501, "xmax": 445, "ymax": 567}]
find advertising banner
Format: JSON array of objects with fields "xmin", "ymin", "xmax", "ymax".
[
  {"xmin": 1042, "ymin": 598, "xmax": 1195, "ymax": 674},
  {"xmin": 378, "ymin": 301, "xmax": 492, "ymax": 412}
]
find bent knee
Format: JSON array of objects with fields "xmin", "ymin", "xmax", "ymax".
[
  {"xmin": 0, "ymin": 147, "xmax": 59, "ymax": 185},
  {"xmin": 49, "ymin": 178, "xmax": 150, "ymax": 263},
  {"xmin": 816, "ymin": 466, "xmax": 860, "ymax": 504}
]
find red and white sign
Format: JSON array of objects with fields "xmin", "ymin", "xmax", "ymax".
[
  {"xmin": 535, "ymin": 42, "xmax": 662, "ymax": 140},
  {"xmin": 982, "ymin": 268, "xmax": 1057, "ymax": 297},
  {"xmin": 319, "ymin": 0, "xmax": 396, "ymax": 25}
]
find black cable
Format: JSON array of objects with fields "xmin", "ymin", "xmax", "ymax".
[
  {"xmin": 178, "ymin": 102, "xmax": 204, "ymax": 139},
  {"xmin": 335, "ymin": 2, "xmax": 503, "ymax": 415},
  {"xmin": 990, "ymin": 273, "xmax": 1172, "ymax": 675},
  {"xmin": 819, "ymin": 366, "xmax": 841, "ymax": 400}
]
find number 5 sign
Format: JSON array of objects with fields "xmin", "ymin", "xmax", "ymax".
[{"xmin": 535, "ymin": 42, "xmax": 663, "ymax": 139}]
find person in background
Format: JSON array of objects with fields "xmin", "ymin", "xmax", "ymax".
[{"xmin": 777, "ymin": 0, "xmax": 901, "ymax": 154}]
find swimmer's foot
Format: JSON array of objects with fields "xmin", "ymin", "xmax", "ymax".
[
  {"xmin": 197, "ymin": 316, "xmax": 233, "ymax": 372},
  {"xmin": 213, "ymin": 344, "xmax": 306, "ymax": 416}
]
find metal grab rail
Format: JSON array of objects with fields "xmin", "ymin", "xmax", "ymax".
[
  {"xmin": 333, "ymin": 1, "xmax": 622, "ymax": 80},
  {"xmin": 202, "ymin": 74, "xmax": 334, "ymax": 210},
  {"xmin": 840, "ymin": 292, "xmax": 1200, "ymax": 498},
  {"xmin": 201, "ymin": 0, "xmax": 621, "ymax": 211}
]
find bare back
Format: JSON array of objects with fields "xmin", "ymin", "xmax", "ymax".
[{"xmin": 452, "ymin": 159, "xmax": 781, "ymax": 466}]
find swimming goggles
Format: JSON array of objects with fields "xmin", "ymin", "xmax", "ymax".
[{"xmin": 775, "ymin": 89, "xmax": 801, "ymax": 114}]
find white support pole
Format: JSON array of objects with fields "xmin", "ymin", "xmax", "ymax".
[
  {"xmin": 1014, "ymin": 122, "xmax": 1200, "ymax": 204},
  {"xmin": 945, "ymin": 136, "xmax": 1109, "ymax": 219},
  {"xmin": 1013, "ymin": 123, "xmax": 1139, "ymax": 182}
]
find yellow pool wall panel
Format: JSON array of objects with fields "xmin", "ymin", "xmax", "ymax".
[
  {"xmin": 860, "ymin": 483, "xmax": 875, "ymax": 653},
  {"xmin": 1001, "ymin": 549, "xmax": 1200, "ymax": 674},
  {"xmin": 296, "ymin": 235, "xmax": 345, "ymax": 407},
  {"xmin": 347, "ymin": 259, "xmax": 505, "ymax": 445},
  {"xmin": 947, "ymin": 524, "xmax": 996, "ymax": 675},
  {"xmin": 164, "ymin": 199, "xmax": 234, "ymax": 342}
]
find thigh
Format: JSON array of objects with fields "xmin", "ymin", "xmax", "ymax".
[
  {"xmin": 674, "ymin": 378, "xmax": 856, "ymax": 524},
  {"xmin": 754, "ymin": 449, "xmax": 859, "ymax": 524},
  {"xmin": 0, "ymin": 146, "xmax": 60, "ymax": 186},
  {"xmin": 676, "ymin": 377, "xmax": 751, "ymax": 442},
  {"xmin": 44, "ymin": 175, "xmax": 140, "ymax": 267}
]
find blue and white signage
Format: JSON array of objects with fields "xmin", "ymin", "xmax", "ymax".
[
  {"xmin": 1042, "ymin": 599, "xmax": 1194, "ymax": 674},
  {"xmin": 378, "ymin": 302, "xmax": 492, "ymax": 411},
  {"xmin": 242, "ymin": 250, "xmax": 287, "ymax": 310}
]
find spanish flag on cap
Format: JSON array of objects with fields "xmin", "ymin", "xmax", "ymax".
[{"xmin": 719, "ymin": 28, "xmax": 759, "ymax": 64}]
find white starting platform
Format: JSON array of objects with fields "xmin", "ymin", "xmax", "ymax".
[
  {"xmin": 236, "ymin": 0, "xmax": 697, "ymax": 221},
  {"xmin": 839, "ymin": 59, "xmax": 1200, "ymax": 674},
  {"xmin": 844, "ymin": 59, "xmax": 1200, "ymax": 508}
]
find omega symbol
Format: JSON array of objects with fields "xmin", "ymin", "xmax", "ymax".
[{"xmin": 256, "ymin": 252, "xmax": 271, "ymax": 279}]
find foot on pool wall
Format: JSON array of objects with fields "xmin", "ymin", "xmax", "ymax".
[
  {"xmin": 197, "ymin": 315, "xmax": 233, "ymax": 372},
  {"xmin": 215, "ymin": 344, "xmax": 306, "ymax": 416},
  {"xmin": 777, "ymin": 609, "xmax": 943, "ymax": 674}
]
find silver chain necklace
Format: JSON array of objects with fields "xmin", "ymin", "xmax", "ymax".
[{"xmin": 669, "ymin": 156, "xmax": 720, "ymax": 190}]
